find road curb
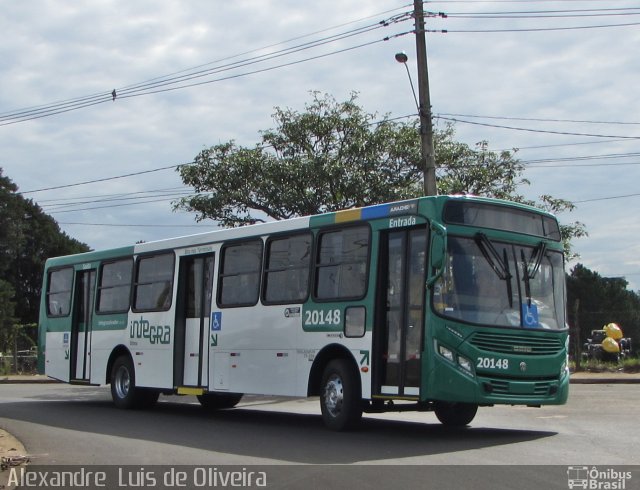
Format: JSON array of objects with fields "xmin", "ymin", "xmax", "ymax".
[
  {"xmin": 1, "ymin": 376, "xmax": 639, "ymax": 384},
  {"xmin": 569, "ymin": 377, "xmax": 640, "ymax": 384},
  {"xmin": 0, "ymin": 377, "xmax": 61, "ymax": 384}
]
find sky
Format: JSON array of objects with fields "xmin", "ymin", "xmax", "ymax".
[{"xmin": 1, "ymin": 0, "xmax": 639, "ymax": 291}]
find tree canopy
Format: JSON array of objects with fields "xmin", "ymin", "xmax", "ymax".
[
  {"xmin": 175, "ymin": 91, "xmax": 585, "ymax": 256},
  {"xmin": 0, "ymin": 169, "xmax": 89, "ymax": 330},
  {"xmin": 566, "ymin": 263, "xmax": 640, "ymax": 359}
]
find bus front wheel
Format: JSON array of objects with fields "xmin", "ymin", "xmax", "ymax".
[
  {"xmin": 320, "ymin": 359, "xmax": 362, "ymax": 431},
  {"xmin": 110, "ymin": 355, "xmax": 159, "ymax": 409},
  {"xmin": 433, "ymin": 401, "xmax": 478, "ymax": 426}
]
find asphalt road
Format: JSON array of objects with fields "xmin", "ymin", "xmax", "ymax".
[{"xmin": 1, "ymin": 383, "xmax": 638, "ymax": 489}]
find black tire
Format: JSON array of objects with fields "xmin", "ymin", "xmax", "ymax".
[
  {"xmin": 433, "ymin": 401, "xmax": 478, "ymax": 426},
  {"xmin": 320, "ymin": 359, "xmax": 362, "ymax": 431},
  {"xmin": 197, "ymin": 392, "xmax": 243, "ymax": 410},
  {"xmin": 110, "ymin": 355, "xmax": 159, "ymax": 409}
]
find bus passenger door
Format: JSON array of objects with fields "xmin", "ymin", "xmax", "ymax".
[
  {"xmin": 174, "ymin": 253, "xmax": 215, "ymax": 388},
  {"xmin": 70, "ymin": 269, "xmax": 96, "ymax": 382},
  {"xmin": 374, "ymin": 228, "xmax": 427, "ymax": 398}
]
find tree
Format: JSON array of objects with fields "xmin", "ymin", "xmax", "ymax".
[
  {"xmin": 0, "ymin": 279, "xmax": 16, "ymax": 356},
  {"xmin": 566, "ymin": 263, "xmax": 640, "ymax": 360},
  {"xmin": 0, "ymin": 169, "xmax": 89, "ymax": 328},
  {"xmin": 177, "ymin": 92, "xmax": 422, "ymax": 227},
  {"xmin": 175, "ymin": 92, "xmax": 585, "ymax": 255}
]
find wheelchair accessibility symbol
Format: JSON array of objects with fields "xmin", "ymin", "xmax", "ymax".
[
  {"xmin": 521, "ymin": 303, "xmax": 539, "ymax": 328},
  {"xmin": 211, "ymin": 312, "xmax": 222, "ymax": 331}
]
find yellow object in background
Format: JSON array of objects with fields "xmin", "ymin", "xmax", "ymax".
[
  {"xmin": 602, "ymin": 336, "xmax": 620, "ymax": 354},
  {"xmin": 604, "ymin": 322, "xmax": 623, "ymax": 340}
]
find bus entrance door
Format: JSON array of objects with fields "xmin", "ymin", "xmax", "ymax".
[
  {"xmin": 70, "ymin": 269, "xmax": 96, "ymax": 382},
  {"xmin": 374, "ymin": 228, "xmax": 427, "ymax": 398},
  {"xmin": 174, "ymin": 253, "xmax": 215, "ymax": 388}
]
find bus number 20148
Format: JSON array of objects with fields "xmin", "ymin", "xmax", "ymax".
[
  {"xmin": 304, "ymin": 309, "xmax": 341, "ymax": 326},
  {"xmin": 477, "ymin": 357, "xmax": 509, "ymax": 370}
]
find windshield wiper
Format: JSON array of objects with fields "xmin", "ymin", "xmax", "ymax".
[
  {"xmin": 521, "ymin": 249, "xmax": 532, "ymax": 306},
  {"xmin": 527, "ymin": 241, "xmax": 547, "ymax": 279},
  {"xmin": 475, "ymin": 233, "xmax": 509, "ymax": 279},
  {"xmin": 521, "ymin": 242, "xmax": 546, "ymax": 306},
  {"xmin": 474, "ymin": 233, "xmax": 513, "ymax": 307},
  {"xmin": 503, "ymin": 247, "xmax": 513, "ymax": 308}
]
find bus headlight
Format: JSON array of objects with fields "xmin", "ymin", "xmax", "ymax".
[
  {"xmin": 560, "ymin": 360, "xmax": 568, "ymax": 379},
  {"xmin": 458, "ymin": 355, "xmax": 473, "ymax": 374},
  {"xmin": 437, "ymin": 342, "xmax": 475, "ymax": 376},
  {"xmin": 438, "ymin": 344, "xmax": 455, "ymax": 362}
]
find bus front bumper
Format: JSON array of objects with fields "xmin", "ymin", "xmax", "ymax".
[{"xmin": 425, "ymin": 359, "xmax": 570, "ymax": 406}]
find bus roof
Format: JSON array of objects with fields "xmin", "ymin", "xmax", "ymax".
[{"xmin": 47, "ymin": 195, "xmax": 558, "ymax": 261}]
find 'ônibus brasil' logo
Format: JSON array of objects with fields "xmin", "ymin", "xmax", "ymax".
[{"xmin": 130, "ymin": 317, "xmax": 171, "ymax": 345}]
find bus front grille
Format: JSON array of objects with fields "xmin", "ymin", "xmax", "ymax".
[
  {"xmin": 482, "ymin": 379, "xmax": 556, "ymax": 397},
  {"xmin": 470, "ymin": 332, "xmax": 563, "ymax": 356}
]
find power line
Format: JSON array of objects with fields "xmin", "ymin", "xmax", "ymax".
[
  {"xmin": 119, "ymin": 3, "xmax": 412, "ymax": 91},
  {"xmin": 425, "ymin": 1, "xmax": 640, "ymax": 3},
  {"xmin": 20, "ymin": 164, "xmax": 188, "ymax": 194},
  {"xmin": 573, "ymin": 192, "xmax": 640, "ymax": 204},
  {"xmin": 428, "ymin": 21, "xmax": 640, "ymax": 33},
  {"xmin": 437, "ymin": 112, "xmax": 640, "ymax": 126},
  {"xmin": 437, "ymin": 116, "xmax": 640, "ymax": 139},
  {"xmin": 0, "ymin": 11, "xmax": 412, "ymax": 127},
  {"xmin": 113, "ymin": 34, "xmax": 410, "ymax": 101},
  {"xmin": 114, "ymin": 19, "xmax": 404, "ymax": 99},
  {"xmin": 36, "ymin": 186, "xmax": 187, "ymax": 204},
  {"xmin": 20, "ymin": 120, "xmax": 640, "ymax": 199},
  {"xmin": 58, "ymin": 221, "xmax": 213, "ymax": 228},
  {"xmin": 441, "ymin": 7, "xmax": 640, "ymax": 19},
  {"xmin": 46, "ymin": 195, "xmax": 205, "ymax": 214},
  {"xmin": 41, "ymin": 190, "xmax": 195, "ymax": 212}
]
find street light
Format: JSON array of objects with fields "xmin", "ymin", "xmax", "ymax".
[
  {"xmin": 394, "ymin": 3, "xmax": 438, "ymax": 196},
  {"xmin": 395, "ymin": 51, "xmax": 420, "ymax": 117},
  {"xmin": 395, "ymin": 50, "xmax": 437, "ymax": 196}
]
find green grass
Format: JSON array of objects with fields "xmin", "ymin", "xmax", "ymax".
[{"xmin": 571, "ymin": 357, "xmax": 640, "ymax": 373}]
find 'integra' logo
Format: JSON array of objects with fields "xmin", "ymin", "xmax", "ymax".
[{"xmin": 130, "ymin": 317, "xmax": 171, "ymax": 345}]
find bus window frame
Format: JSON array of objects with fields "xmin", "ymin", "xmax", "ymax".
[
  {"xmin": 312, "ymin": 223, "xmax": 371, "ymax": 303},
  {"xmin": 443, "ymin": 200, "xmax": 562, "ymax": 242},
  {"xmin": 131, "ymin": 251, "xmax": 176, "ymax": 313},
  {"xmin": 261, "ymin": 231, "xmax": 313, "ymax": 306},
  {"xmin": 45, "ymin": 266, "xmax": 75, "ymax": 318},
  {"xmin": 96, "ymin": 257, "xmax": 134, "ymax": 315},
  {"xmin": 217, "ymin": 237, "xmax": 264, "ymax": 309}
]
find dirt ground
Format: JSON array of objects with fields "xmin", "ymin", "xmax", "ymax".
[{"xmin": 0, "ymin": 428, "xmax": 28, "ymax": 489}]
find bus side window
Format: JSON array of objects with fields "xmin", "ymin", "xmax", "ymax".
[
  {"xmin": 315, "ymin": 226, "xmax": 369, "ymax": 301},
  {"xmin": 263, "ymin": 233, "xmax": 311, "ymax": 304},
  {"xmin": 218, "ymin": 239, "xmax": 263, "ymax": 307},
  {"xmin": 97, "ymin": 258, "xmax": 133, "ymax": 314},
  {"xmin": 133, "ymin": 253, "xmax": 175, "ymax": 312},
  {"xmin": 46, "ymin": 267, "xmax": 74, "ymax": 317}
]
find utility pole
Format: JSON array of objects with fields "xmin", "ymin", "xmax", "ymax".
[{"xmin": 413, "ymin": 0, "xmax": 437, "ymax": 196}]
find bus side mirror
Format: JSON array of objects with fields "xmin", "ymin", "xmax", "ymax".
[
  {"xmin": 431, "ymin": 234, "xmax": 445, "ymax": 270},
  {"xmin": 427, "ymin": 222, "xmax": 447, "ymax": 288}
]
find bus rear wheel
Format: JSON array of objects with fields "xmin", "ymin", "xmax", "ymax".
[
  {"xmin": 110, "ymin": 355, "xmax": 159, "ymax": 409},
  {"xmin": 197, "ymin": 393, "xmax": 243, "ymax": 410},
  {"xmin": 320, "ymin": 359, "xmax": 362, "ymax": 431},
  {"xmin": 433, "ymin": 401, "xmax": 478, "ymax": 426}
]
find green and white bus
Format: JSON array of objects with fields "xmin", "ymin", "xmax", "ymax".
[{"xmin": 38, "ymin": 195, "xmax": 569, "ymax": 430}]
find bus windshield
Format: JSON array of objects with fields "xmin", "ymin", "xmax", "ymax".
[{"xmin": 433, "ymin": 235, "xmax": 565, "ymax": 330}]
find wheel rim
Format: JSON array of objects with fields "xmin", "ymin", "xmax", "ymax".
[
  {"xmin": 114, "ymin": 365, "xmax": 130, "ymax": 399},
  {"xmin": 323, "ymin": 374, "xmax": 344, "ymax": 418}
]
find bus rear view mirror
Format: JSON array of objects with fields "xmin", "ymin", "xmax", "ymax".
[
  {"xmin": 430, "ymin": 234, "xmax": 445, "ymax": 270},
  {"xmin": 427, "ymin": 222, "xmax": 447, "ymax": 288}
]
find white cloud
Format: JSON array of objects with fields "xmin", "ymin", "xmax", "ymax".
[{"xmin": 0, "ymin": 0, "xmax": 639, "ymax": 290}]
